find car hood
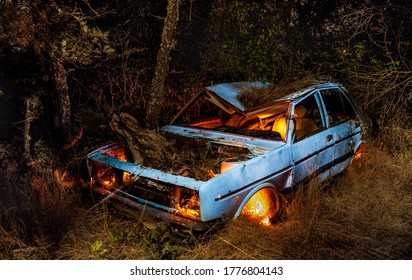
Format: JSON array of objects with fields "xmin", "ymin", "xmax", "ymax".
[{"xmin": 161, "ymin": 125, "xmax": 285, "ymax": 155}]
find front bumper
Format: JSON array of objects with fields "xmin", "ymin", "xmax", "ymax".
[{"xmin": 93, "ymin": 187, "xmax": 213, "ymax": 232}]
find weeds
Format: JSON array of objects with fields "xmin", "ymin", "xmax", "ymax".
[
  {"xmin": 90, "ymin": 240, "xmax": 107, "ymax": 259},
  {"xmin": 181, "ymin": 132, "xmax": 412, "ymax": 260},
  {"xmin": 142, "ymin": 222, "xmax": 190, "ymax": 260},
  {"xmin": 2, "ymin": 124, "xmax": 412, "ymax": 260},
  {"xmin": 0, "ymin": 140, "xmax": 80, "ymax": 259}
]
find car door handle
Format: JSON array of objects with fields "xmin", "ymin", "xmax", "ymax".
[{"xmin": 326, "ymin": 134, "xmax": 333, "ymax": 142}]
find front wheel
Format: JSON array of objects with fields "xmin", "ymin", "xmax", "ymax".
[{"xmin": 240, "ymin": 188, "xmax": 281, "ymax": 225}]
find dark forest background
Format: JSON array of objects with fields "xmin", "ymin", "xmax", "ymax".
[{"xmin": 0, "ymin": 0, "xmax": 411, "ymax": 260}]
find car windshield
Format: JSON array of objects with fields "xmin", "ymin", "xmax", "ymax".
[{"xmin": 173, "ymin": 93, "xmax": 289, "ymax": 141}]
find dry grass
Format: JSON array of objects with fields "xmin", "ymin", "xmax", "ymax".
[
  {"xmin": 181, "ymin": 132, "xmax": 412, "ymax": 260},
  {"xmin": 238, "ymin": 76, "xmax": 334, "ymax": 108},
  {"xmin": 54, "ymin": 202, "xmax": 149, "ymax": 260},
  {"xmin": 1, "ymin": 127, "xmax": 412, "ymax": 260}
]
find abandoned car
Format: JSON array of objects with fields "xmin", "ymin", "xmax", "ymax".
[{"xmin": 87, "ymin": 81, "xmax": 364, "ymax": 230}]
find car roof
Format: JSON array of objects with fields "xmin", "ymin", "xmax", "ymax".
[
  {"xmin": 206, "ymin": 81, "xmax": 343, "ymax": 113},
  {"xmin": 205, "ymin": 82, "xmax": 271, "ymax": 112}
]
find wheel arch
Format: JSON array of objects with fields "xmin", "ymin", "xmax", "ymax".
[
  {"xmin": 351, "ymin": 140, "xmax": 366, "ymax": 163},
  {"xmin": 233, "ymin": 182, "xmax": 280, "ymax": 220}
]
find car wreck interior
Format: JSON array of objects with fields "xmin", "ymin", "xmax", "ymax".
[{"xmin": 178, "ymin": 93, "xmax": 290, "ymax": 141}]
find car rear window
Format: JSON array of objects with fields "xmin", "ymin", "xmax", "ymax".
[{"xmin": 320, "ymin": 89, "xmax": 357, "ymax": 126}]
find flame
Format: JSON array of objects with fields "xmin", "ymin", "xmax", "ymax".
[
  {"xmin": 241, "ymin": 189, "xmax": 276, "ymax": 226},
  {"xmin": 176, "ymin": 205, "xmax": 200, "ymax": 219},
  {"xmin": 176, "ymin": 196, "xmax": 200, "ymax": 219},
  {"xmin": 174, "ymin": 188, "xmax": 200, "ymax": 219},
  {"xmin": 91, "ymin": 146, "xmax": 132, "ymax": 189}
]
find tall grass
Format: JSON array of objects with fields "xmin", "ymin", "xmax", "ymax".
[
  {"xmin": 0, "ymin": 141, "xmax": 79, "ymax": 259},
  {"xmin": 2, "ymin": 126, "xmax": 411, "ymax": 259},
  {"xmin": 181, "ymin": 130, "xmax": 412, "ymax": 260}
]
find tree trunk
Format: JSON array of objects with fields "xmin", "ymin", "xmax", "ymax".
[
  {"xmin": 23, "ymin": 97, "xmax": 33, "ymax": 161},
  {"xmin": 52, "ymin": 56, "xmax": 72, "ymax": 144},
  {"xmin": 146, "ymin": 0, "xmax": 180, "ymax": 129},
  {"xmin": 23, "ymin": 94, "xmax": 41, "ymax": 161}
]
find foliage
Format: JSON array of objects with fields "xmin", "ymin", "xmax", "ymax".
[
  {"xmin": 200, "ymin": 1, "xmax": 290, "ymax": 81},
  {"xmin": 0, "ymin": 0, "xmax": 113, "ymax": 63},
  {"xmin": 327, "ymin": 2, "xmax": 412, "ymax": 125},
  {"xmin": 0, "ymin": 140, "xmax": 77, "ymax": 249},
  {"xmin": 59, "ymin": 12, "xmax": 115, "ymax": 65},
  {"xmin": 91, "ymin": 240, "xmax": 108, "ymax": 259},
  {"xmin": 142, "ymin": 222, "xmax": 188, "ymax": 259},
  {"xmin": 198, "ymin": 0, "xmax": 411, "ymax": 124},
  {"xmin": 198, "ymin": 0, "xmax": 354, "ymax": 82}
]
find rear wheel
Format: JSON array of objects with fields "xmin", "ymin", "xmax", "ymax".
[{"xmin": 241, "ymin": 188, "xmax": 281, "ymax": 225}]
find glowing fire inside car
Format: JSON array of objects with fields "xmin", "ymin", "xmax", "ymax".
[
  {"xmin": 241, "ymin": 188, "xmax": 278, "ymax": 226},
  {"xmin": 175, "ymin": 193, "xmax": 200, "ymax": 219},
  {"xmin": 90, "ymin": 145, "xmax": 201, "ymax": 220}
]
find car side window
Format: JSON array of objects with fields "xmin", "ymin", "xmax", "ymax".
[
  {"xmin": 293, "ymin": 95, "xmax": 323, "ymax": 142},
  {"xmin": 320, "ymin": 89, "xmax": 357, "ymax": 126}
]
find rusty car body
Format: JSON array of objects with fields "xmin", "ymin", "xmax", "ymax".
[{"xmin": 87, "ymin": 82, "xmax": 364, "ymax": 230}]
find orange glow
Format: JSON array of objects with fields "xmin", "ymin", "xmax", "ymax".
[
  {"xmin": 176, "ymin": 195, "xmax": 200, "ymax": 219},
  {"xmin": 354, "ymin": 143, "xmax": 366, "ymax": 161},
  {"xmin": 241, "ymin": 188, "xmax": 277, "ymax": 226},
  {"xmin": 176, "ymin": 206, "xmax": 200, "ymax": 219},
  {"xmin": 115, "ymin": 149, "xmax": 128, "ymax": 162},
  {"xmin": 103, "ymin": 145, "xmax": 129, "ymax": 162},
  {"xmin": 54, "ymin": 169, "xmax": 75, "ymax": 188},
  {"xmin": 261, "ymin": 217, "xmax": 271, "ymax": 226},
  {"xmin": 188, "ymin": 118, "xmax": 222, "ymax": 129},
  {"xmin": 62, "ymin": 128, "xmax": 83, "ymax": 150},
  {"xmin": 102, "ymin": 177, "xmax": 115, "ymax": 188},
  {"xmin": 93, "ymin": 146, "xmax": 132, "ymax": 189},
  {"xmin": 208, "ymin": 169, "xmax": 217, "ymax": 178},
  {"xmin": 272, "ymin": 116, "xmax": 287, "ymax": 139},
  {"xmin": 123, "ymin": 172, "xmax": 131, "ymax": 182},
  {"xmin": 97, "ymin": 170, "xmax": 131, "ymax": 189},
  {"xmin": 93, "ymin": 167, "xmax": 131, "ymax": 190},
  {"xmin": 220, "ymin": 161, "xmax": 239, "ymax": 173}
]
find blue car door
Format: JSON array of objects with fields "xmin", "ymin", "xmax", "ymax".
[
  {"xmin": 291, "ymin": 93, "xmax": 326, "ymax": 185},
  {"xmin": 318, "ymin": 87, "xmax": 360, "ymax": 177}
]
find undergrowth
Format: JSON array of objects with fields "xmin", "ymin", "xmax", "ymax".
[
  {"xmin": 180, "ymin": 132, "xmax": 412, "ymax": 260},
  {"xmin": 1, "ymin": 125, "xmax": 412, "ymax": 259}
]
